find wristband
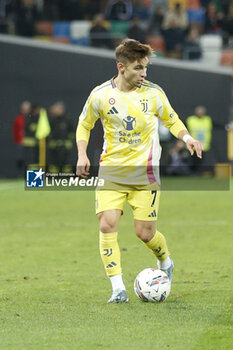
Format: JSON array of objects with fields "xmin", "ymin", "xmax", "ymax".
[{"xmin": 182, "ymin": 134, "xmax": 193, "ymax": 143}]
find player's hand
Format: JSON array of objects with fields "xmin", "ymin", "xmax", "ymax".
[
  {"xmin": 76, "ymin": 155, "xmax": 90, "ymax": 178},
  {"xmin": 186, "ymin": 138, "xmax": 203, "ymax": 159}
]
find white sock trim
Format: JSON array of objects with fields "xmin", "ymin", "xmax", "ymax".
[
  {"xmin": 157, "ymin": 257, "xmax": 171, "ymax": 270},
  {"xmin": 110, "ymin": 274, "xmax": 126, "ymax": 292}
]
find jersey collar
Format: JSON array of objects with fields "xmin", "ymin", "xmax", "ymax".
[{"xmin": 111, "ymin": 76, "xmax": 117, "ymax": 88}]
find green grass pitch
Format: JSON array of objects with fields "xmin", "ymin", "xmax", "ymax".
[{"xmin": 0, "ymin": 179, "xmax": 232, "ymax": 350}]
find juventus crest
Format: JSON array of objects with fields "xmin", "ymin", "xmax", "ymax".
[{"xmin": 140, "ymin": 99, "xmax": 148, "ymax": 113}]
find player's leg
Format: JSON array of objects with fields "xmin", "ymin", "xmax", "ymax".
[
  {"xmin": 98, "ymin": 209, "xmax": 122, "ymax": 278},
  {"xmin": 128, "ymin": 190, "xmax": 174, "ymax": 281},
  {"xmin": 96, "ymin": 190, "xmax": 128, "ymax": 302}
]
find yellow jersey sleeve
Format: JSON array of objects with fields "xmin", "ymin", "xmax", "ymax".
[
  {"xmin": 156, "ymin": 89, "xmax": 187, "ymax": 138},
  {"xmin": 76, "ymin": 90, "xmax": 100, "ymax": 143}
]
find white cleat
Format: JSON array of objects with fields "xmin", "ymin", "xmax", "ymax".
[{"xmin": 107, "ymin": 289, "xmax": 129, "ymax": 303}]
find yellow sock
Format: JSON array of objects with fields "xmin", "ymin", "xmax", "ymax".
[
  {"xmin": 144, "ymin": 231, "xmax": 169, "ymax": 261},
  {"xmin": 99, "ymin": 231, "xmax": 122, "ymax": 277}
]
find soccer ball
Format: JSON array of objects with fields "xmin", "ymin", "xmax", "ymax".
[{"xmin": 134, "ymin": 268, "xmax": 171, "ymax": 302}]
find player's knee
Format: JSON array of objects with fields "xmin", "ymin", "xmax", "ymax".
[
  {"xmin": 135, "ymin": 222, "xmax": 155, "ymax": 242},
  {"xmin": 98, "ymin": 211, "xmax": 120, "ymax": 233},
  {"xmin": 100, "ymin": 222, "xmax": 115, "ymax": 233},
  {"xmin": 99, "ymin": 217, "xmax": 117, "ymax": 233},
  {"xmin": 137, "ymin": 231, "xmax": 154, "ymax": 243}
]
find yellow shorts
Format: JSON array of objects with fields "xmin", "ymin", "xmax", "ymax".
[{"xmin": 95, "ymin": 187, "xmax": 160, "ymax": 221}]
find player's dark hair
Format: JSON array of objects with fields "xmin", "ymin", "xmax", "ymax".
[{"xmin": 115, "ymin": 38, "xmax": 154, "ymax": 64}]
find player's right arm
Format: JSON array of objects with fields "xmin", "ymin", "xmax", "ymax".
[
  {"xmin": 76, "ymin": 89, "xmax": 100, "ymax": 177},
  {"xmin": 76, "ymin": 140, "xmax": 90, "ymax": 178}
]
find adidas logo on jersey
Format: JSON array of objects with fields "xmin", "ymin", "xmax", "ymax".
[
  {"xmin": 148, "ymin": 210, "xmax": 156, "ymax": 218},
  {"xmin": 107, "ymin": 107, "xmax": 118, "ymax": 114}
]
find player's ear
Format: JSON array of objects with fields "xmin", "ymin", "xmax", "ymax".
[{"xmin": 117, "ymin": 62, "xmax": 125, "ymax": 73}]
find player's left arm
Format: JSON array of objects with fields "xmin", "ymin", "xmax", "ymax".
[
  {"xmin": 177, "ymin": 129, "xmax": 203, "ymax": 159},
  {"xmin": 155, "ymin": 90, "xmax": 203, "ymax": 159}
]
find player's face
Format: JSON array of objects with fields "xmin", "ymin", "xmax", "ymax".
[{"xmin": 122, "ymin": 57, "xmax": 149, "ymax": 88}]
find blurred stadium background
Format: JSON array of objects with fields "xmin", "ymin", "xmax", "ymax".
[{"xmin": 0, "ymin": 0, "xmax": 233, "ymax": 178}]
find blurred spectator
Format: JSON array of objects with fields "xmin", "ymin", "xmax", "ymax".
[
  {"xmin": 162, "ymin": 3, "xmax": 188, "ymax": 31},
  {"xmin": 183, "ymin": 27, "xmax": 202, "ymax": 60},
  {"xmin": 105, "ymin": 0, "xmax": 133, "ymax": 21},
  {"xmin": 47, "ymin": 102, "xmax": 74, "ymax": 173},
  {"xmin": 78, "ymin": 0, "xmax": 102, "ymax": 20},
  {"xmin": 43, "ymin": 0, "xmax": 60, "ymax": 20},
  {"xmin": 42, "ymin": 0, "xmax": 103, "ymax": 21},
  {"xmin": 0, "ymin": 0, "xmax": 14, "ymax": 34},
  {"xmin": 148, "ymin": 6, "xmax": 164, "ymax": 34},
  {"xmin": 186, "ymin": 106, "xmax": 213, "ymax": 174},
  {"xmin": 127, "ymin": 17, "xmax": 147, "ymax": 43},
  {"xmin": 35, "ymin": 0, "xmax": 43, "ymax": 12},
  {"xmin": 16, "ymin": 0, "xmax": 38, "ymax": 37},
  {"xmin": 186, "ymin": 106, "xmax": 212, "ymax": 151},
  {"xmin": 221, "ymin": 0, "xmax": 232, "ymax": 16},
  {"xmin": 204, "ymin": 2, "xmax": 223, "ymax": 34},
  {"xmin": 132, "ymin": 0, "xmax": 150, "ymax": 21},
  {"xmin": 166, "ymin": 140, "xmax": 191, "ymax": 176},
  {"xmin": 201, "ymin": 0, "xmax": 224, "ymax": 12},
  {"xmin": 151, "ymin": 0, "xmax": 168, "ymax": 13},
  {"xmin": 23, "ymin": 104, "xmax": 40, "ymax": 168},
  {"xmin": 162, "ymin": 2, "xmax": 188, "ymax": 58},
  {"xmin": 0, "ymin": 0, "xmax": 11, "ymax": 18},
  {"xmin": 58, "ymin": 0, "xmax": 101, "ymax": 21},
  {"xmin": 12, "ymin": 101, "xmax": 31, "ymax": 174},
  {"xmin": 222, "ymin": 3, "xmax": 233, "ymax": 47},
  {"xmin": 200, "ymin": 0, "xmax": 211, "ymax": 8},
  {"xmin": 89, "ymin": 13, "xmax": 113, "ymax": 49}
]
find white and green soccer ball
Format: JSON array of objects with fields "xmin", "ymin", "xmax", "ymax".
[{"xmin": 134, "ymin": 268, "xmax": 171, "ymax": 302}]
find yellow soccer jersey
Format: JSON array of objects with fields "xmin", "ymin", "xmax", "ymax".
[{"xmin": 76, "ymin": 77, "xmax": 187, "ymax": 185}]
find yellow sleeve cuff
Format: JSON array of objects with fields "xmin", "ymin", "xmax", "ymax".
[{"xmin": 169, "ymin": 119, "xmax": 187, "ymax": 138}]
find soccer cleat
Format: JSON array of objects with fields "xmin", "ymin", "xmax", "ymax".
[
  {"xmin": 160, "ymin": 259, "xmax": 174, "ymax": 282},
  {"xmin": 107, "ymin": 289, "xmax": 129, "ymax": 303}
]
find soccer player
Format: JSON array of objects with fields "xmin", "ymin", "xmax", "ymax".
[{"xmin": 76, "ymin": 39, "xmax": 203, "ymax": 303}]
